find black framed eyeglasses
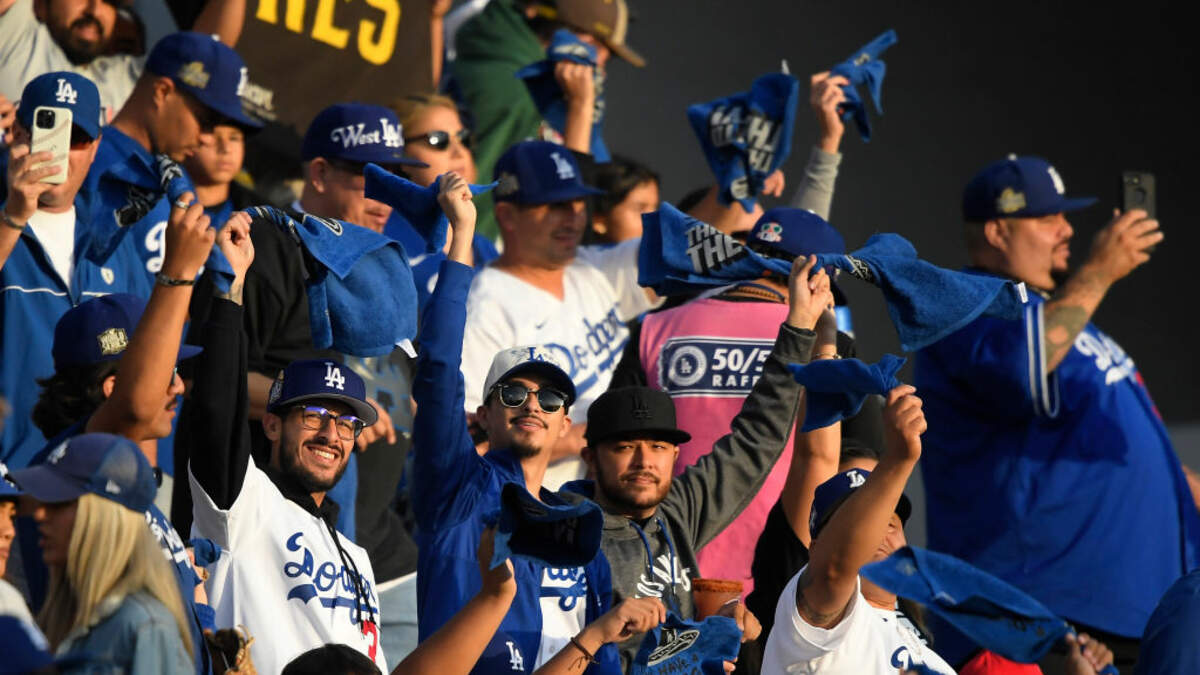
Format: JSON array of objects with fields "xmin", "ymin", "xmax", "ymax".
[
  {"xmin": 404, "ymin": 129, "xmax": 472, "ymax": 152},
  {"xmin": 292, "ymin": 405, "xmax": 366, "ymax": 440},
  {"xmin": 490, "ymin": 382, "xmax": 567, "ymax": 413}
]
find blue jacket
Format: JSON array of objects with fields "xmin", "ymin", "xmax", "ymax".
[
  {"xmin": 412, "ymin": 259, "xmax": 620, "ymax": 674},
  {"xmin": 57, "ymin": 591, "xmax": 193, "ymax": 674},
  {"xmin": 0, "ymin": 193, "xmax": 152, "ymax": 469}
]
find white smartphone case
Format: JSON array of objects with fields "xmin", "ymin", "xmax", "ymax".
[{"xmin": 30, "ymin": 105, "xmax": 73, "ymax": 186}]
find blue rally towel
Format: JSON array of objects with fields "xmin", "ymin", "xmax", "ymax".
[
  {"xmin": 687, "ymin": 71, "xmax": 800, "ymax": 213},
  {"xmin": 244, "ymin": 206, "xmax": 417, "ymax": 357},
  {"xmin": 788, "ymin": 354, "xmax": 905, "ymax": 431},
  {"xmin": 82, "ymin": 153, "xmax": 196, "ymax": 266},
  {"xmin": 815, "ymin": 233, "xmax": 1027, "ymax": 352},
  {"xmin": 630, "ymin": 613, "xmax": 742, "ymax": 675},
  {"xmin": 829, "ymin": 29, "xmax": 898, "ymax": 142},
  {"xmin": 515, "ymin": 29, "xmax": 611, "ymax": 162},
  {"xmin": 638, "ymin": 202, "xmax": 794, "ymax": 296},
  {"xmin": 862, "ymin": 547, "xmax": 1116, "ymax": 674},
  {"xmin": 490, "ymin": 482, "xmax": 603, "ymax": 570},
  {"xmin": 363, "ymin": 164, "xmax": 496, "ymax": 254}
]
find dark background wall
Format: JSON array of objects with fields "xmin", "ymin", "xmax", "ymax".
[{"xmin": 601, "ymin": 0, "xmax": 1199, "ymax": 423}]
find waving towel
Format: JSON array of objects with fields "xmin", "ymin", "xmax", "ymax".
[
  {"xmin": 814, "ymin": 233, "xmax": 1027, "ymax": 351},
  {"xmin": 862, "ymin": 547, "xmax": 1117, "ymax": 673},
  {"xmin": 489, "ymin": 482, "xmax": 603, "ymax": 570},
  {"xmin": 829, "ymin": 29, "xmax": 898, "ymax": 142},
  {"xmin": 82, "ymin": 152, "xmax": 196, "ymax": 265},
  {"xmin": 515, "ymin": 29, "xmax": 610, "ymax": 162},
  {"xmin": 687, "ymin": 71, "xmax": 800, "ymax": 213},
  {"xmin": 245, "ymin": 206, "xmax": 417, "ymax": 357},
  {"xmin": 363, "ymin": 164, "xmax": 497, "ymax": 254},
  {"xmin": 788, "ymin": 354, "xmax": 905, "ymax": 431},
  {"xmin": 630, "ymin": 613, "xmax": 742, "ymax": 675}
]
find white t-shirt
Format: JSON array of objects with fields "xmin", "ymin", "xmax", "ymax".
[
  {"xmin": 190, "ymin": 458, "xmax": 387, "ymax": 675},
  {"xmin": 762, "ymin": 567, "xmax": 956, "ymax": 675},
  {"xmin": 462, "ymin": 238, "xmax": 658, "ymax": 419},
  {"xmin": 26, "ymin": 207, "xmax": 76, "ymax": 289},
  {"xmin": 0, "ymin": 0, "xmax": 144, "ymax": 118},
  {"xmin": 534, "ymin": 566, "xmax": 589, "ymax": 668}
]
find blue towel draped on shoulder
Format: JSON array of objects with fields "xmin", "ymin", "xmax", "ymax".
[
  {"xmin": 245, "ymin": 206, "xmax": 417, "ymax": 357},
  {"xmin": 788, "ymin": 354, "xmax": 905, "ymax": 431},
  {"xmin": 829, "ymin": 29, "xmax": 898, "ymax": 142},
  {"xmin": 515, "ymin": 29, "xmax": 611, "ymax": 162},
  {"xmin": 862, "ymin": 547, "xmax": 1117, "ymax": 673},
  {"xmin": 630, "ymin": 613, "xmax": 742, "ymax": 675},
  {"xmin": 363, "ymin": 164, "xmax": 496, "ymax": 254},
  {"xmin": 686, "ymin": 71, "xmax": 799, "ymax": 213}
]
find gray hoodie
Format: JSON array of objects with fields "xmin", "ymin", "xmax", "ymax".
[{"xmin": 565, "ymin": 322, "xmax": 814, "ymax": 667}]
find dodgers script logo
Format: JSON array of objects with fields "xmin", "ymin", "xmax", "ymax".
[
  {"xmin": 660, "ymin": 337, "xmax": 773, "ymax": 397},
  {"xmin": 541, "ymin": 567, "xmax": 588, "ymax": 611},
  {"xmin": 283, "ymin": 532, "xmax": 378, "ymax": 617},
  {"xmin": 1074, "ymin": 328, "xmax": 1136, "ymax": 386},
  {"xmin": 54, "ymin": 78, "xmax": 77, "ymax": 104}
]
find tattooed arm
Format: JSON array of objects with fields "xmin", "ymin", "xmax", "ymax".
[{"xmin": 1042, "ymin": 208, "xmax": 1161, "ymax": 372}]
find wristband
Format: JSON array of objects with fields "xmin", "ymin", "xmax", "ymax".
[
  {"xmin": 812, "ymin": 351, "xmax": 841, "ymax": 360},
  {"xmin": 569, "ymin": 636, "xmax": 597, "ymax": 664},
  {"xmin": 1, "ymin": 209, "xmax": 25, "ymax": 231},
  {"xmin": 155, "ymin": 272, "xmax": 196, "ymax": 287}
]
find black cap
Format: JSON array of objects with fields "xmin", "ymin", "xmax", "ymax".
[{"xmin": 585, "ymin": 387, "xmax": 691, "ymax": 446}]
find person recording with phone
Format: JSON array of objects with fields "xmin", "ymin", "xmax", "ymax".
[
  {"xmin": 1, "ymin": 72, "xmax": 152, "ymax": 476},
  {"xmin": 914, "ymin": 155, "xmax": 1198, "ymax": 671}
]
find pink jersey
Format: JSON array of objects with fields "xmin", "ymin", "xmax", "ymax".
[{"xmin": 640, "ymin": 296, "xmax": 794, "ymax": 596}]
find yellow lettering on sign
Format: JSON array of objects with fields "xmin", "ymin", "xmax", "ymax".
[
  {"xmin": 358, "ymin": 0, "xmax": 401, "ymax": 65},
  {"xmin": 255, "ymin": 0, "xmax": 306, "ymax": 33},
  {"xmin": 312, "ymin": 0, "xmax": 350, "ymax": 49}
]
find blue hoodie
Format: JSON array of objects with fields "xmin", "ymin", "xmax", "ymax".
[{"xmin": 412, "ymin": 259, "xmax": 620, "ymax": 674}]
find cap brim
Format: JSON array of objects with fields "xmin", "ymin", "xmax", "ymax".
[
  {"xmin": 268, "ymin": 393, "xmax": 379, "ymax": 427},
  {"xmin": 507, "ymin": 184, "xmax": 606, "ymax": 206},
  {"xmin": 499, "ymin": 362, "xmax": 577, "ymax": 407},
  {"xmin": 588, "ymin": 426, "xmax": 692, "ymax": 446},
  {"xmin": 608, "ymin": 41, "xmax": 646, "ymax": 68},
  {"xmin": 7, "ymin": 465, "xmax": 86, "ymax": 504},
  {"xmin": 1059, "ymin": 196, "xmax": 1098, "ymax": 213}
]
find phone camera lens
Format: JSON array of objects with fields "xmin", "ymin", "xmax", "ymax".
[{"xmin": 35, "ymin": 109, "xmax": 55, "ymax": 129}]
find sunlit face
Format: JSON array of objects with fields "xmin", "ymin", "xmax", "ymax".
[
  {"xmin": 476, "ymin": 375, "xmax": 571, "ymax": 459},
  {"xmin": 402, "ymin": 105, "xmax": 476, "ymax": 187},
  {"xmin": 153, "ymin": 85, "xmax": 218, "ymax": 162},
  {"xmin": 586, "ymin": 438, "xmax": 678, "ymax": 517},
  {"xmin": 184, "ymin": 124, "xmax": 245, "ymax": 188},
  {"xmin": 35, "ymin": 0, "xmax": 117, "ymax": 64},
  {"xmin": 267, "ymin": 400, "xmax": 355, "ymax": 495},
  {"xmin": 34, "ymin": 499, "xmax": 78, "ymax": 568},
  {"xmin": 500, "ymin": 200, "xmax": 586, "ymax": 266},
  {"xmin": 104, "ymin": 369, "xmax": 184, "ymax": 442},
  {"xmin": 10, "ymin": 122, "xmax": 99, "ymax": 211},
  {"xmin": 0, "ymin": 500, "xmax": 16, "ymax": 577},
  {"xmin": 309, "ymin": 158, "xmax": 393, "ymax": 233},
  {"xmin": 994, "ymin": 213, "xmax": 1074, "ymax": 290},
  {"xmin": 595, "ymin": 180, "xmax": 658, "ymax": 243},
  {"xmin": 874, "ymin": 512, "xmax": 907, "ymax": 563}
]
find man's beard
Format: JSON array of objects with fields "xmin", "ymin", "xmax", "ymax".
[
  {"xmin": 594, "ymin": 463, "xmax": 667, "ymax": 513},
  {"xmin": 280, "ymin": 429, "xmax": 349, "ymax": 493},
  {"xmin": 509, "ymin": 439, "xmax": 541, "ymax": 459},
  {"xmin": 55, "ymin": 15, "xmax": 107, "ymax": 64}
]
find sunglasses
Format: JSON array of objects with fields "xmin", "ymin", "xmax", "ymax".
[
  {"xmin": 491, "ymin": 382, "xmax": 568, "ymax": 413},
  {"xmin": 292, "ymin": 404, "xmax": 367, "ymax": 440},
  {"xmin": 404, "ymin": 129, "xmax": 472, "ymax": 152}
]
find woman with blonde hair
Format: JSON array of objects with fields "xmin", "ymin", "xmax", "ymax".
[{"xmin": 10, "ymin": 433, "xmax": 193, "ymax": 672}]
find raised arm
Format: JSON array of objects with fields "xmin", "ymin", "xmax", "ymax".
[
  {"xmin": 534, "ymin": 598, "xmax": 666, "ymax": 675},
  {"xmin": 788, "ymin": 72, "xmax": 848, "ymax": 221},
  {"xmin": 557, "ymin": 60, "xmax": 595, "ymax": 155},
  {"xmin": 1041, "ymin": 208, "xmax": 1161, "ymax": 372},
  {"xmin": 0, "ymin": 123, "xmax": 57, "ymax": 269},
  {"xmin": 796, "ymin": 384, "xmax": 924, "ymax": 628},
  {"xmin": 191, "ymin": 0, "xmax": 246, "ymax": 46},
  {"xmin": 669, "ymin": 257, "xmax": 830, "ymax": 547},
  {"xmin": 87, "ymin": 194, "xmax": 213, "ymax": 438},
  {"xmin": 182, "ymin": 211, "xmax": 257, "ymax": 508}
]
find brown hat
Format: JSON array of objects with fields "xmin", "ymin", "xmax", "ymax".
[{"xmin": 531, "ymin": 0, "xmax": 646, "ymax": 67}]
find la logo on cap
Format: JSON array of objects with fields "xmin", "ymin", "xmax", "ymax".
[
  {"xmin": 550, "ymin": 151, "xmax": 575, "ymax": 180},
  {"xmin": 54, "ymin": 78, "xmax": 77, "ymax": 104},
  {"xmin": 97, "ymin": 327, "xmax": 129, "ymax": 356},
  {"xmin": 47, "ymin": 443, "xmax": 67, "ymax": 465}
]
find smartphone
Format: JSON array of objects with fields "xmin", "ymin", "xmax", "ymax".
[
  {"xmin": 1119, "ymin": 171, "xmax": 1156, "ymax": 220},
  {"xmin": 30, "ymin": 105, "xmax": 72, "ymax": 185}
]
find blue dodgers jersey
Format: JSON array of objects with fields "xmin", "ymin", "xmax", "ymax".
[
  {"xmin": 0, "ymin": 209, "xmax": 152, "ymax": 469},
  {"xmin": 914, "ymin": 288, "xmax": 1200, "ymax": 637}
]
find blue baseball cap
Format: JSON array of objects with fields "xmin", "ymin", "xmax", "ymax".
[
  {"xmin": 266, "ymin": 359, "xmax": 379, "ymax": 425},
  {"xmin": 51, "ymin": 294, "xmax": 202, "ymax": 369},
  {"xmin": 809, "ymin": 468, "xmax": 911, "ymax": 539},
  {"xmin": 301, "ymin": 103, "xmax": 427, "ymax": 167},
  {"xmin": 492, "ymin": 482, "xmax": 603, "ymax": 568},
  {"xmin": 8, "ymin": 433, "xmax": 158, "ymax": 513},
  {"xmin": 492, "ymin": 140, "xmax": 604, "ymax": 205},
  {"xmin": 145, "ymin": 31, "xmax": 262, "ymax": 129},
  {"xmin": 962, "ymin": 155, "xmax": 1097, "ymax": 222},
  {"xmin": 0, "ymin": 461, "xmax": 22, "ymax": 498},
  {"xmin": 16, "ymin": 71, "xmax": 103, "ymax": 140},
  {"xmin": 749, "ymin": 207, "xmax": 848, "ymax": 305}
]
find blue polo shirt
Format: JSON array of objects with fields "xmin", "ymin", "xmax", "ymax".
[
  {"xmin": 0, "ymin": 195, "xmax": 152, "ymax": 470},
  {"xmin": 914, "ymin": 270, "xmax": 1200, "ymax": 638}
]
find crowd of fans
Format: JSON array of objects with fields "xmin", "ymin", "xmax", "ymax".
[{"xmin": 0, "ymin": 1, "xmax": 1196, "ymax": 674}]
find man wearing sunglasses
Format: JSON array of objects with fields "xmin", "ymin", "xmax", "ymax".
[
  {"xmin": 0, "ymin": 72, "xmax": 154, "ymax": 475},
  {"xmin": 412, "ymin": 172, "xmax": 621, "ymax": 673}
]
